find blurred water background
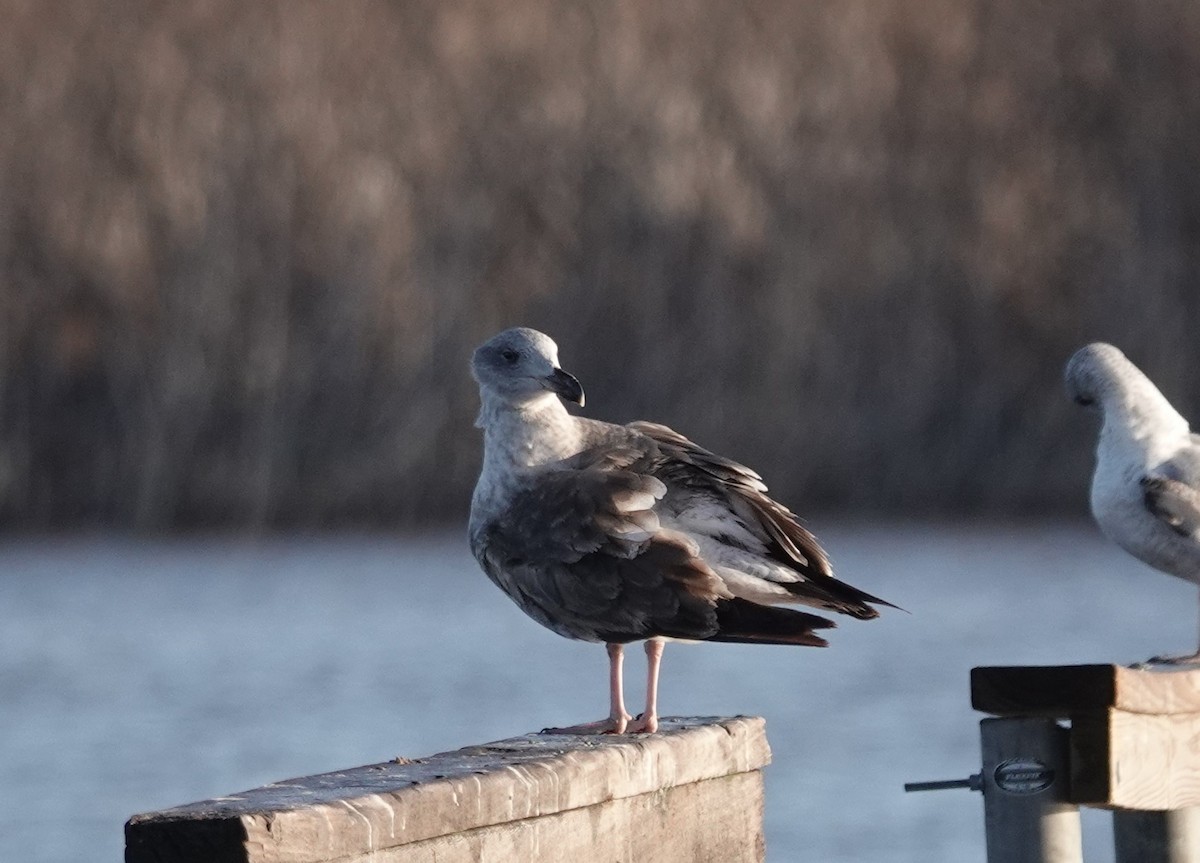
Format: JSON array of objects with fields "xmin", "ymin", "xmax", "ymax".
[
  {"xmin": 2, "ymin": 526, "xmax": 1193, "ymax": 862},
  {"xmin": 2, "ymin": 2, "xmax": 1200, "ymax": 861}
]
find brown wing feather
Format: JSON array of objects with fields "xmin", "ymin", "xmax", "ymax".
[
  {"xmin": 473, "ymin": 464, "xmax": 733, "ymax": 643},
  {"xmin": 628, "ymin": 420, "xmax": 898, "ymax": 618},
  {"xmin": 474, "ymin": 443, "xmax": 840, "ymax": 645}
]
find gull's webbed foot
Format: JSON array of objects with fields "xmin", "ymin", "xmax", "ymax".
[
  {"xmin": 541, "ymin": 713, "xmax": 633, "ymax": 735},
  {"xmin": 625, "ymin": 712, "xmax": 659, "ymax": 734}
]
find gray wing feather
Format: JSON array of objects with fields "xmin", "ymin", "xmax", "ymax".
[
  {"xmin": 1145, "ymin": 439, "xmax": 1200, "ymax": 538},
  {"xmin": 628, "ymin": 421, "xmax": 826, "ymax": 569},
  {"xmin": 628, "ymin": 421, "xmax": 895, "ymax": 617},
  {"xmin": 472, "ymin": 459, "xmax": 728, "ymax": 643}
]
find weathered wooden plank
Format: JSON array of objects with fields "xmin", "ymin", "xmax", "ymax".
[
  {"xmin": 126, "ymin": 716, "xmax": 770, "ymax": 863},
  {"xmin": 1071, "ymin": 709, "xmax": 1200, "ymax": 810},
  {"xmin": 972, "ymin": 665, "xmax": 1200, "ymax": 717},
  {"xmin": 328, "ymin": 770, "xmax": 764, "ymax": 863}
]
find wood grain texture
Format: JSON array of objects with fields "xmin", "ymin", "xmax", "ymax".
[
  {"xmin": 126, "ymin": 715, "xmax": 770, "ymax": 863},
  {"xmin": 972, "ymin": 665, "xmax": 1200, "ymax": 717},
  {"xmin": 1071, "ymin": 709, "xmax": 1200, "ymax": 810},
  {"xmin": 335, "ymin": 771, "xmax": 765, "ymax": 863}
]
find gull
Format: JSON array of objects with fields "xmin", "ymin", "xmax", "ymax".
[
  {"xmin": 1066, "ymin": 342, "xmax": 1200, "ymax": 663},
  {"xmin": 468, "ymin": 327, "xmax": 894, "ymax": 733}
]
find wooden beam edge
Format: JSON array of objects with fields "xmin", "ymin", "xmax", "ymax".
[
  {"xmin": 973, "ymin": 664, "xmax": 1200, "ymax": 717},
  {"xmin": 126, "ymin": 715, "xmax": 771, "ymax": 862}
]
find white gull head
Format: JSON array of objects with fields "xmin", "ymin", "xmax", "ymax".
[
  {"xmin": 1065, "ymin": 342, "xmax": 1189, "ymax": 446},
  {"xmin": 471, "ymin": 327, "xmax": 584, "ymax": 411}
]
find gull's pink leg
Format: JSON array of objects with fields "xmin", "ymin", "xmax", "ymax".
[
  {"xmin": 607, "ymin": 641, "xmax": 632, "ymax": 728},
  {"xmin": 627, "ymin": 638, "xmax": 664, "ymax": 733},
  {"xmin": 542, "ymin": 642, "xmax": 633, "ymax": 734}
]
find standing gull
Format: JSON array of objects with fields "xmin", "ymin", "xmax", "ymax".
[
  {"xmin": 1066, "ymin": 342, "xmax": 1200, "ymax": 663},
  {"xmin": 468, "ymin": 327, "xmax": 894, "ymax": 733}
]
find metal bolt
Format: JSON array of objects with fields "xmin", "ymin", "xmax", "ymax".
[{"xmin": 904, "ymin": 773, "xmax": 983, "ymax": 793}]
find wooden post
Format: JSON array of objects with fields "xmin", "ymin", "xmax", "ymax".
[
  {"xmin": 973, "ymin": 664, "xmax": 1200, "ymax": 863},
  {"xmin": 979, "ymin": 717, "xmax": 1083, "ymax": 863},
  {"xmin": 126, "ymin": 716, "xmax": 770, "ymax": 863},
  {"xmin": 1113, "ymin": 808, "xmax": 1200, "ymax": 863}
]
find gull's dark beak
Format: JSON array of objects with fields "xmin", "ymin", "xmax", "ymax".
[{"xmin": 547, "ymin": 368, "xmax": 585, "ymax": 406}]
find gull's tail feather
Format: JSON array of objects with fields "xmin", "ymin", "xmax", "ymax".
[
  {"xmin": 708, "ymin": 598, "xmax": 835, "ymax": 647},
  {"xmin": 792, "ymin": 576, "xmax": 902, "ymax": 620}
]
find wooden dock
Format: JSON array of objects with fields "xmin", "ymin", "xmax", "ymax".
[{"xmin": 125, "ymin": 715, "xmax": 770, "ymax": 863}]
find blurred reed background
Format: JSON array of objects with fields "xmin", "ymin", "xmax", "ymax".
[{"xmin": 2, "ymin": 0, "xmax": 1198, "ymax": 531}]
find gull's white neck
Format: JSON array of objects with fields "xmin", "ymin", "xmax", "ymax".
[
  {"xmin": 471, "ymin": 391, "xmax": 584, "ymax": 525},
  {"xmin": 1098, "ymin": 373, "xmax": 1190, "ymax": 464},
  {"xmin": 476, "ymin": 391, "xmax": 583, "ymax": 473}
]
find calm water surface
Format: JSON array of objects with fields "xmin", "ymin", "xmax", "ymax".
[{"xmin": 0, "ymin": 524, "xmax": 1189, "ymax": 862}]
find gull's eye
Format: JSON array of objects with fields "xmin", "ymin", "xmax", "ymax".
[
  {"xmin": 1075, "ymin": 395, "xmax": 1095, "ymax": 407},
  {"xmin": 501, "ymin": 349, "xmax": 519, "ymax": 364}
]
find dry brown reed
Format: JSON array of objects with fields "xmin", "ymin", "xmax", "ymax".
[{"xmin": 1, "ymin": 0, "xmax": 1198, "ymax": 529}]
